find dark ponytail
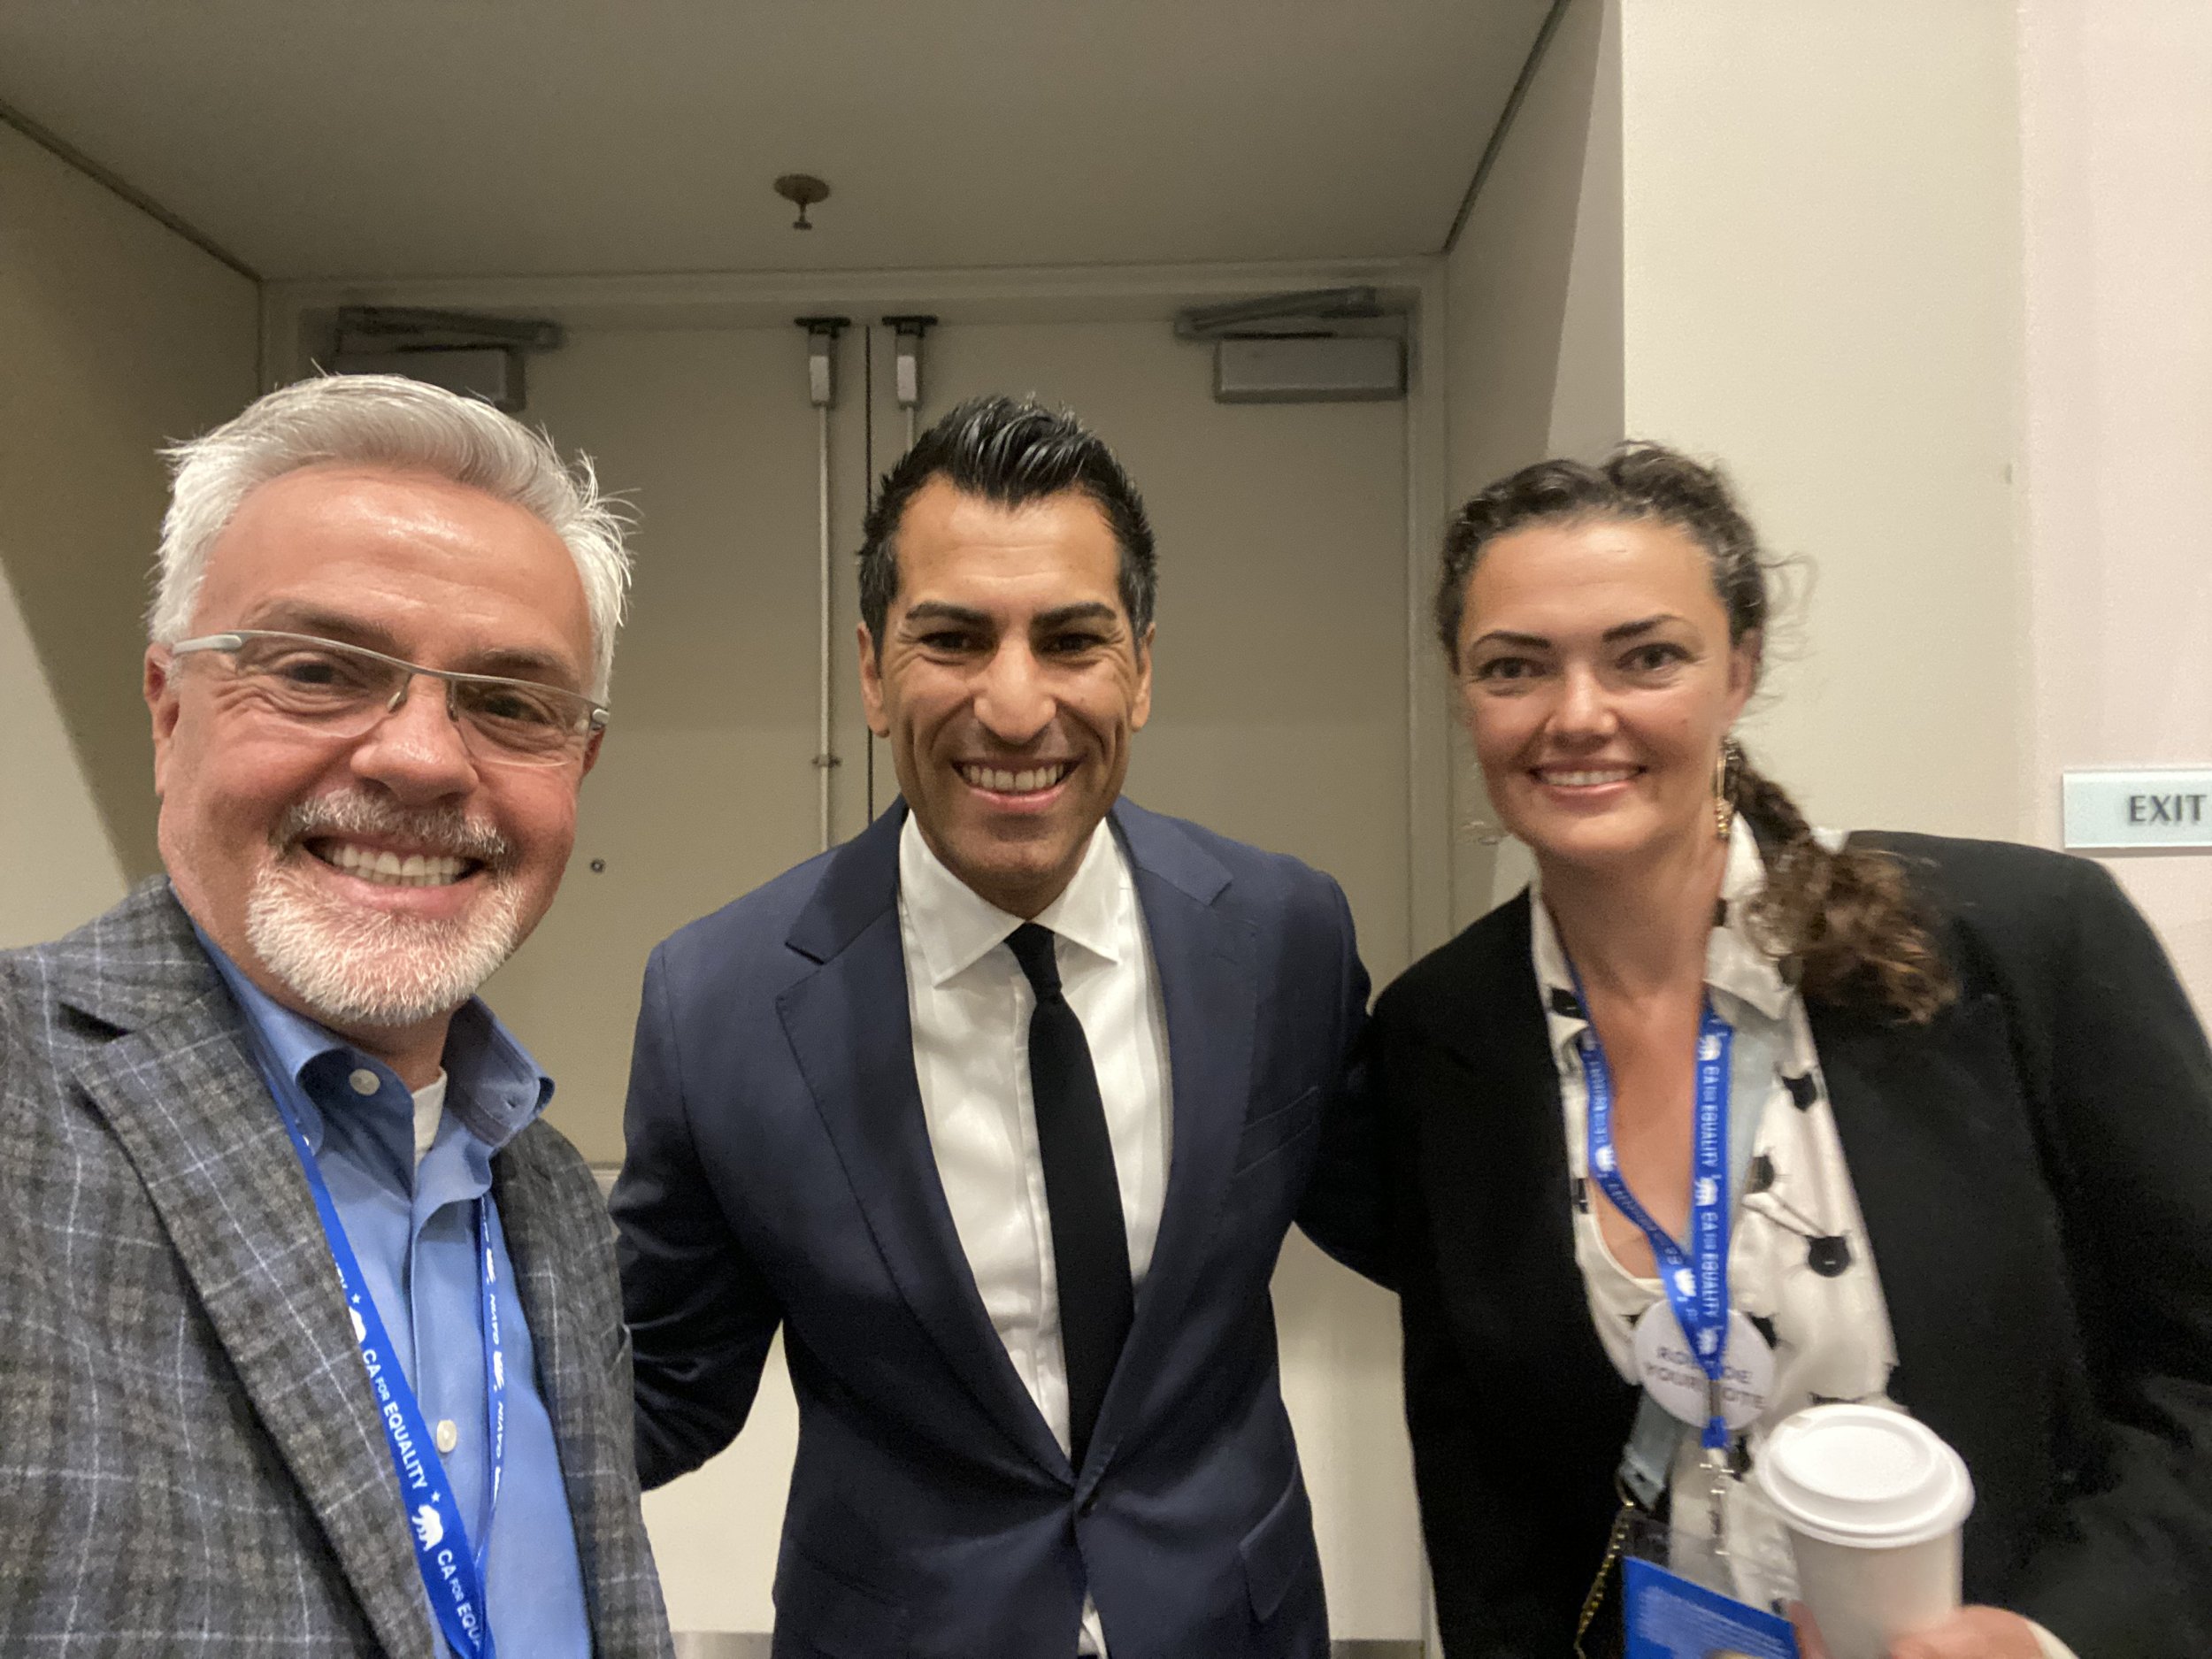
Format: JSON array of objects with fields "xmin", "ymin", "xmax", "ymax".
[
  {"xmin": 1732, "ymin": 758, "xmax": 1955, "ymax": 1024},
  {"xmin": 1439, "ymin": 442, "xmax": 1956, "ymax": 1024}
]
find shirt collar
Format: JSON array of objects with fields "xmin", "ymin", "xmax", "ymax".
[
  {"xmin": 194, "ymin": 926, "xmax": 554, "ymax": 1153},
  {"xmin": 1530, "ymin": 816, "xmax": 1795, "ymax": 1058},
  {"xmin": 897, "ymin": 813, "xmax": 1131, "ymax": 987}
]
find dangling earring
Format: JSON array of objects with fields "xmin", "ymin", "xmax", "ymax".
[{"xmin": 1714, "ymin": 735, "xmax": 1743, "ymax": 841}]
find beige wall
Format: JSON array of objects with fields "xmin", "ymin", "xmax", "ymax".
[
  {"xmin": 2021, "ymin": 0, "xmax": 2212, "ymax": 1011},
  {"xmin": 1441, "ymin": 0, "xmax": 1624, "ymax": 925},
  {"xmin": 1442, "ymin": 0, "xmax": 1619, "ymax": 929},
  {"xmin": 0, "ymin": 559, "xmax": 127, "ymax": 945},
  {"xmin": 1443, "ymin": 0, "xmax": 1622, "ymax": 506},
  {"xmin": 0, "ymin": 119, "xmax": 260, "ymax": 883},
  {"xmin": 1443, "ymin": 0, "xmax": 2031, "ymax": 920},
  {"xmin": 1618, "ymin": 0, "xmax": 2029, "ymax": 842}
]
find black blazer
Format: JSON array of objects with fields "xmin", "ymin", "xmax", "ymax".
[{"xmin": 1371, "ymin": 833, "xmax": 2212, "ymax": 1657}]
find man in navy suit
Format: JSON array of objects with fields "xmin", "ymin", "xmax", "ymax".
[{"xmin": 611, "ymin": 395, "xmax": 1375, "ymax": 1658}]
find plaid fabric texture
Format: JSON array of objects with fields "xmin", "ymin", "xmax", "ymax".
[{"xmin": 0, "ymin": 880, "xmax": 673, "ymax": 1657}]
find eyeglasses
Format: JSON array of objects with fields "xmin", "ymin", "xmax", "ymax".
[{"xmin": 167, "ymin": 630, "xmax": 608, "ymax": 767}]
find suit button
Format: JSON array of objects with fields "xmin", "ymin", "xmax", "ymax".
[{"xmin": 1078, "ymin": 1492, "xmax": 1100, "ymax": 1517}]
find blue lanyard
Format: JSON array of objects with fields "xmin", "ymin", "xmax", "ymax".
[
  {"xmin": 250, "ymin": 1047, "xmax": 505, "ymax": 1659},
  {"xmin": 1571, "ymin": 967, "xmax": 1736, "ymax": 1452}
]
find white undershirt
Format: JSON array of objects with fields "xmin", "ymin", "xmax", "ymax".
[
  {"xmin": 411, "ymin": 1071, "xmax": 449, "ymax": 1169},
  {"xmin": 897, "ymin": 814, "xmax": 1172, "ymax": 1657}
]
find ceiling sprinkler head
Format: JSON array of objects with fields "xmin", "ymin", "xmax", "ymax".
[{"xmin": 773, "ymin": 173, "xmax": 830, "ymax": 230}]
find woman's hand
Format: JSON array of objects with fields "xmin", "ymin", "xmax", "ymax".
[
  {"xmin": 1791, "ymin": 1601, "xmax": 2047, "ymax": 1659},
  {"xmin": 1888, "ymin": 1608, "xmax": 2047, "ymax": 1659}
]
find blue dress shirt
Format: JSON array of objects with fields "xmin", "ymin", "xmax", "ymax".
[{"xmin": 202, "ymin": 936, "xmax": 593, "ymax": 1659}]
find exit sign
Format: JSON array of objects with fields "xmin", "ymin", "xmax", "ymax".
[{"xmin": 2062, "ymin": 769, "xmax": 2212, "ymax": 850}]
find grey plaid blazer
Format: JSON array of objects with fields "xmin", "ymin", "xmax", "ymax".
[{"xmin": 0, "ymin": 880, "xmax": 674, "ymax": 1657}]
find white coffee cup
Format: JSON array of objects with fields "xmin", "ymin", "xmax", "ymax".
[{"xmin": 1753, "ymin": 1403, "xmax": 1975, "ymax": 1659}]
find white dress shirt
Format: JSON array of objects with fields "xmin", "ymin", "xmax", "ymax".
[{"xmin": 896, "ymin": 813, "xmax": 1173, "ymax": 1657}]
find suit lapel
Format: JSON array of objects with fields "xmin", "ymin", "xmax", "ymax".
[
  {"xmin": 1084, "ymin": 806, "xmax": 1256, "ymax": 1470},
  {"xmin": 494, "ymin": 1134, "xmax": 662, "ymax": 1659},
  {"xmin": 778, "ymin": 806, "xmax": 1068, "ymax": 1475},
  {"xmin": 70, "ymin": 986, "xmax": 436, "ymax": 1659},
  {"xmin": 1421, "ymin": 895, "xmax": 1634, "ymax": 1415},
  {"xmin": 491, "ymin": 1146, "xmax": 588, "ymax": 1585},
  {"xmin": 1809, "ymin": 990, "xmax": 2052, "ymax": 1517}
]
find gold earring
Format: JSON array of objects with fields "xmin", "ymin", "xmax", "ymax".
[{"xmin": 1714, "ymin": 736, "xmax": 1743, "ymax": 841}]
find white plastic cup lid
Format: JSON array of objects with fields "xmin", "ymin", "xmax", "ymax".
[{"xmin": 1755, "ymin": 1403, "xmax": 1975, "ymax": 1548}]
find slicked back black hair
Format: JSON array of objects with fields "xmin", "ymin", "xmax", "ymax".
[{"xmin": 857, "ymin": 394, "xmax": 1156, "ymax": 652}]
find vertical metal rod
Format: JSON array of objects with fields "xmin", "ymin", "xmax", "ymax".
[
  {"xmin": 877, "ymin": 314, "xmax": 933, "ymax": 826},
  {"xmin": 799, "ymin": 315, "xmax": 848, "ymax": 850},
  {"xmin": 863, "ymin": 325, "xmax": 877, "ymax": 826},
  {"xmin": 1404, "ymin": 343, "xmax": 1425, "ymax": 954},
  {"xmin": 817, "ymin": 398, "xmax": 833, "ymax": 852}
]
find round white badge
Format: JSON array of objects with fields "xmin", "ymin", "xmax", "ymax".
[{"xmin": 1632, "ymin": 1302, "xmax": 1775, "ymax": 1432}]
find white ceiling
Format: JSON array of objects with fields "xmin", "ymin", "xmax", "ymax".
[{"xmin": 0, "ymin": 1, "xmax": 1548, "ymax": 282}]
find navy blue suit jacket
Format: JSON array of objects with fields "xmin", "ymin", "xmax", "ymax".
[{"xmin": 611, "ymin": 801, "xmax": 1374, "ymax": 1659}]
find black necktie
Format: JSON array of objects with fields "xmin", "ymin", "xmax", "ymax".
[{"xmin": 1006, "ymin": 922, "xmax": 1134, "ymax": 1466}]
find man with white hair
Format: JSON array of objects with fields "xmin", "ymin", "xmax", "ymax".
[{"xmin": 0, "ymin": 375, "xmax": 672, "ymax": 1657}]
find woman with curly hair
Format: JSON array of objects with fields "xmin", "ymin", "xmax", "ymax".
[{"xmin": 1371, "ymin": 443, "xmax": 2212, "ymax": 1657}]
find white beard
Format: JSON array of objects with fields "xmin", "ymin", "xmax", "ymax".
[{"xmin": 244, "ymin": 795, "xmax": 525, "ymax": 1030}]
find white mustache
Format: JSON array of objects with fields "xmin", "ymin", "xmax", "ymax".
[{"xmin": 273, "ymin": 793, "xmax": 511, "ymax": 869}]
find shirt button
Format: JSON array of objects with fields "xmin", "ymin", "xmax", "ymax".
[
  {"xmin": 348, "ymin": 1068, "xmax": 380, "ymax": 1096},
  {"xmin": 435, "ymin": 1419, "xmax": 459, "ymax": 1455}
]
